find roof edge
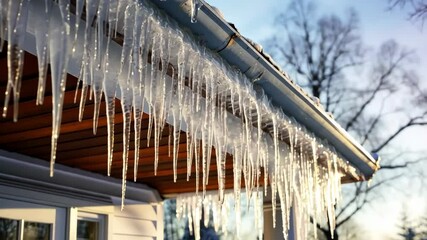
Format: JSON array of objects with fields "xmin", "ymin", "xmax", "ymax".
[
  {"xmin": 150, "ymin": 0, "xmax": 379, "ymax": 179},
  {"xmin": 0, "ymin": 150, "xmax": 162, "ymax": 203}
]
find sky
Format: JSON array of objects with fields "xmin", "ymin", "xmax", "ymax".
[{"xmin": 207, "ymin": 0, "xmax": 427, "ymax": 239}]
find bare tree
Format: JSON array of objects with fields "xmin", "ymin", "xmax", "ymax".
[
  {"xmin": 266, "ymin": 1, "xmax": 427, "ymax": 239},
  {"xmin": 419, "ymin": 213, "xmax": 427, "ymax": 240},
  {"xmin": 389, "ymin": 0, "xmax": 427, "ymax": 24},
  {"xmin": 398, "ymin": 208, "xmax": 418, "ymax": 240},
  {"xmin": 269, "ymin": 0, "xmax": 364, "ymax": 113}
]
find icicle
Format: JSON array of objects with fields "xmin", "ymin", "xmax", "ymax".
[
  {"xmin": 72, "ymin": 0, "xmax": 84, "ymax": 53},
  {"xmin": 120, "ymin": 98, "xmax": 132, "ymax": 209},
  {"xmin": 91, "ymin": 70, "xmax": 103, "ymax": 134},
  {"xmin": 77, "ymin": 0, "xmax": 99, "ymax": 122},
  {"xmin": 190, "ymin": 0, "xmax": 200, "ymax": 23},
  {"xmin": 1, "ymin": 1, "xmax": 353, "ymax": 238},
  {"xmin": 132, "ymin": 6, "xmax": 145, "ymax": 182},
  {"xmin": 2, "ymin": 0, "xmax": 29, "ymax": 121},
  {"xmin": 186, "ymin": 121, "xmax": 193, "ymax": 181},
  {"xmin": 48, "ymin": 0, "xmax": 70, "ymax": 176},
  {"xmin": 0, "ymin": 0, "xmax": 4, "ymax": 51},
  {"xmin": 34, "ymin": 0, "xmax": 50, "ymax": 105},
  {"xmin": 95, "ymin": 0, "xmax": 109, "ymax": 67},
  {"xmin": 91, "ymin": 0, "xmax": 110, "ymax": 135},
  {"xmin": 177, "ymin": 190, "xmax": 264, "ymax": 240},
  {"xmin": 103, "ymin": 72, "xmax": 116, "ymax": 176},
  {"xmin": 118, "ymin": 3, "xmax": 136, "ymax": 209},
  {"xmin": 132, "ymin": 101, "xmax": 143, "ymax": 182}
]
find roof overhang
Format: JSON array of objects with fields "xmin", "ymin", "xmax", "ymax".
[
  {"xmin": 0, "ymin": 1, "xmax": 380, "ymax": 238},
  {"xmin": 0, "ymin": 0, "xmax": 376, "ymax": 191},
  {"xmin": 0, "ymin": 150, "xmax": 161, "ymax": 204},
  {"xmin": 151, "ymin": 0, "xmax": 379, "ymax": 179}
]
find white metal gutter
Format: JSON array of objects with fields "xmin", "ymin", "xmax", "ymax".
[
  {"xmin": 150, "ymin": 0, "xmax": 379, "ymax": 179},
  {"xmin": 0, "ymin": 150, "xmax": 162, "ymax": 203}
]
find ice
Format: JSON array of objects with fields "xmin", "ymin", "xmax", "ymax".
[
  {"xmin": 34, "ymin": 0, "xmax": 50, "ymax": 106},
  {"xmin": 1, "ymin": 0, "xmax": 350, "ymax": 238},
  {"xmin": 2, "ymin": 0, "xmax": 29, "ymax": 121},
  {"xmin": 103, "ymin": 69, "xmax": 117, "ymax": 176},
  {"xmin": 47, "ymin": 0, "xmax": 70, "ymax": 176},
  {"xmin": 177, "ymin": 190, "xmax": 264, "ymax": 240},
  {"xmin": 72, "ymin": 0, "xmax": 84, "ymax": 53},
  {"xmin": 0, "ymin": 0, "xmax": 5, "ymax": 51},
  {"xmin": 190, "ymin": 0, "xmax": 200, "ymax": 23}
]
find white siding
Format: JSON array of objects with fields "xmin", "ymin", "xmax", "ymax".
[
  {"xmin": 114, "ymin": 204, "xmax": 158, "ymax": 221},
  {"xmin": 0, "ymin": 185, "xmax": 163, "ymax": 240},
  {"xmin": 0, "ymin": 198, "xmax": 67, "ymax": 240},
  {"xmin": 0, "ymin": 152, "xmax": 163, "ymax": 240},
  {"xmin": 111, "ymin": 204, "xmax": 161, "ymax": 239},
  {"xmin": 111, "ymin": 235, "xmax": 154, "ymax": 240}
]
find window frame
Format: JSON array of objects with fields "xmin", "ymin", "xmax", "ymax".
[
  {"xmin": 0, "ymin": 198, "xmax": 62, "ymax": 240},
  {"xmin": 74, "ymin": 210, "xmax": 108, "ymax": 240},
  {"xmin": 0, "ymin": 216, "xmax": 53, "ymax": 240}
]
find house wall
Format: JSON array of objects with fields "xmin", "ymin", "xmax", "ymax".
[
  {"xmin": 0, "ymin": 151, "xmax": 163, "ymax": 240},
  {"xmin": 109, "ymin": 203, "xmax": 162, "ymax": 240},
  {"xmin": 0, "ymin": 194, "xmax": 162, "ymax": 240},
  {"xmin": 70, "ymin": 203, "xmax": 163, "ymax": 240}
]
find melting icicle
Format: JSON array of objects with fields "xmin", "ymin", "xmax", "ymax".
[
  {"xmin": 1, "ymin": 0, "xmax": 356, "ymax": 237},
  {"xmin": 72, "ymin": 0, "xmax": 84, "ymax": 53},
  {"xmin": 132, "ymin": 5, "xmax": 145, "ymax": 182},
  {"xmin": 91, "ymin": 0, "xmax": 110, "ymax": 135},
  {"xmin": 49, "ymin": 0, "xmax": 70, "ymax": 176},
  {"xmin": 190, "ymin": 0, "xmax": 200, "ymax": 23},
  {"xmin": 104, "ymin": 72, "xmax": 117, "ymax": 176},
  {"xmin": 103, "ymin": 1, "xmax": 120, "ymax": 177},
  {"xmin": 3, "ymin": 0, "xmax": 29, "ymax": 121},
  {"xmin": 34, "ymin": 0, "xmax": 50, "ymax": 106},
  {"xmin": 176, "ymin": 190, "xmax": 264, "ymax": 240},
  {"xmin": 0, "ymin": 0, "xmax": 4, "ymax": 51},
  {"xmin": 118, "ymin": 3, "xmax": 136, "ymax": 209}
]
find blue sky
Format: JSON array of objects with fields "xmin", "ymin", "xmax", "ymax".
[{"xmin": 207, "ymin": 0, "xmax": 427, "ymax": 239}]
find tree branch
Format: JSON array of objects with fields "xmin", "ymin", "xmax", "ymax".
[
  {"xmin": 380, "ymin": 157, "xmax": 426, "ymax": 169},
  {"xmin": 336, "ymin": 174, "xmax": 404, "ymax": 227},
  {"xmin": 372, "ymin": 112, "xmax": 427, "ymax": 152},
  {"xmin": 344, "ymin": 47, "xmax": 409, "ymax": 131}
]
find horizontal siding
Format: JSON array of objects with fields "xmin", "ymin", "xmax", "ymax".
[
  {"xmin": 110, "ymin": 203, "xmax": 160, "ymax": 238},
  {"xmin": 112, "ymin": 216, "xmax": 157, "ymax": 236},
  {"xmin": 114, "ymin": 204, "xmax": 157, "ymax": 221},
  {"xmin": 79, "ymin": 203, "xmax": 160, "ymax": 238},
  {"xmin": 112, "ymin": 235, "xmax": 155, "ymax": 240}
]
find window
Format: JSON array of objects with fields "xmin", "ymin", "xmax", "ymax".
[
  {"xmin": 0, "ymin": 198, "xmax": 65, "ymax": 240},
  {"xmin": 0, "ymin": 218, "xmax": 18, "ymax": 240},
  {"xmin": 0, "ymin": 218, "xmax": 51, "ymax": 240},
  {"xmin": 77, "ymin": 220, "xmax": 98, "ymax": 240},
  {"xmin": 76, "ymin": 212, "xmax": 105, "ymax": 240},
  {"xmin": 23, "ymin": 222, "xmax": 50, "ymax": 240}
]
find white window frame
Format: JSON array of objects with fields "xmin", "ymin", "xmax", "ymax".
[
  {"xmin": 0, "ymin": 217, "xmax": 54, "ymax": 240},
  {"xmin": 69, "ymin": 209, "xmax": 107, "ymax": 240},
  {"xmin": 0, "ymin": 198, "xmax": 63, "ymax": 240}
]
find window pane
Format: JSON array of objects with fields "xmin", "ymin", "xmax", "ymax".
[
  {"xmin": 0, "ymin": 218, "xmax": 18, "ymax": 240},
  {"xmin": 77, "ymin": 220, "xmax": 98, "ymax": 240},
  {"xmin": 23, "ymin": 222, "xmax": 50, "ymax": 240}
]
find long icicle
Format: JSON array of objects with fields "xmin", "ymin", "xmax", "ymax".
[
  {"xmin": 3, "ymin": 0, "xmax": 29, "ymax": 121},
  {"xmin": 49, "ymin": 0, "xmax": 70, "ymax": 176},
  {"xmin": 0, "ymin": 1, "xmax": 352, "ymax": 238},
  {"xmin": 34, "ymin": 0, "xmax": 50, "ymax": 105}
]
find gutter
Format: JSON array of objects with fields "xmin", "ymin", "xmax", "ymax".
[
  {"xmin": 0, "ymin": 150, "xmax": 162, "ymax": 203},
  {"xmin": 150, "ymin": 0, "xmax": 379, "ymax": 179}
]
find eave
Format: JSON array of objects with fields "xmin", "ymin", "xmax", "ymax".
[
  {"xmin": 0, "ymin": 0, "xmax": 379, "ymax": 202},
  {"xmin": 151, "ymin": 0, "xmax": 379, "ymax": 180}
]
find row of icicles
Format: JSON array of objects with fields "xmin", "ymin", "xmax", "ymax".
[{"xmin": 0, "ymin": 0, "xmax": 350, "ymax": 239}]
